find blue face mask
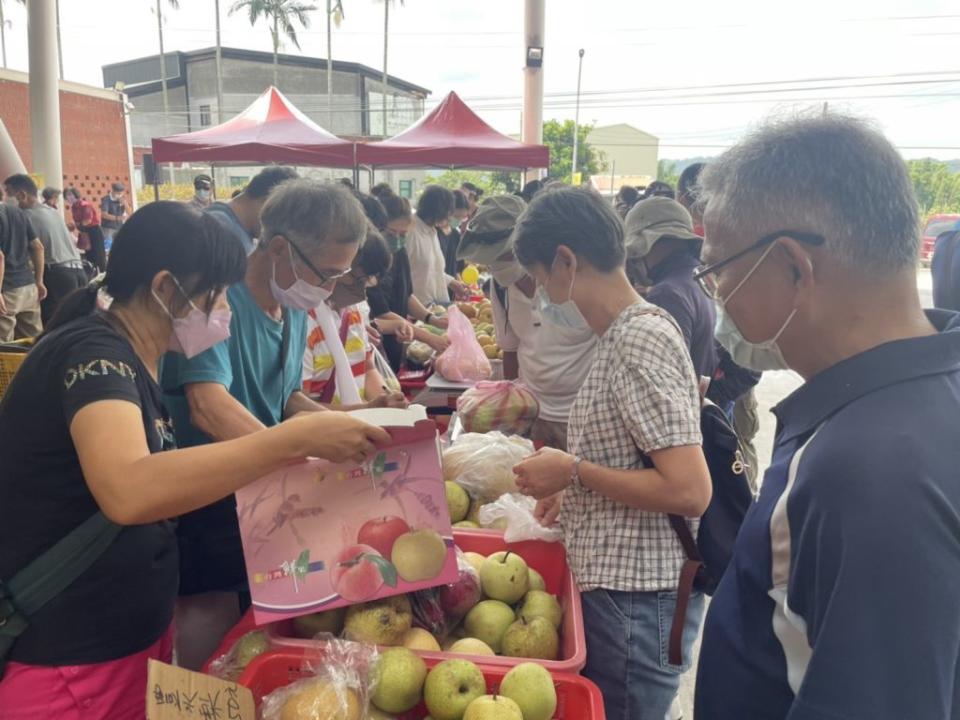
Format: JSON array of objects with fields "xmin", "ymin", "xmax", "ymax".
[{"xmin": 535, "ymin": 259, "xmax": 589, "ymax": 330}]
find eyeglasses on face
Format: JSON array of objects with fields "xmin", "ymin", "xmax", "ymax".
[
  {"xmin": 694, "ymin": 230, "xmax": 825, "ymax": 299},
  {"xmin": 286, "ymin": 237, "xmax": 352, "ymax": 286}
]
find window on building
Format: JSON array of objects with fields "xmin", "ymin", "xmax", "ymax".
[
  {"xmin": 398, "ymin": 180, "xmax": 413, "ymax": 199},
  {"xmin": 199, "ymin": 104, "xmax": 212, "ymax": 127}
]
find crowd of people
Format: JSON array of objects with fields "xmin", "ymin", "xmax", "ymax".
[{"xmin": 0, "ymin": 112, "xmax": 958, "ymax": 720}]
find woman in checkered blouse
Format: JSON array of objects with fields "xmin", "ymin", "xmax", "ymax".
[{"xmin": 512, "ymin": 186, "xmax": 712, "ymax": 720}]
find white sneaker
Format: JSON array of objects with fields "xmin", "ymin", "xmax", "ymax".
[{"xmin": 669, "ymin": 696, "xmax": 684, "ymax": 720}]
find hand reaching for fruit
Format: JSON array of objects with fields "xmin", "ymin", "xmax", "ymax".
[
  {"xmin": 534, "ymin": 491, "xmax": 563, "ymax": 527},
  {"xmin": 513, "ymin": 447, "xmax": 575, "ymax": 500},
  {"xmin": 368, "ymin": 392, "xmax": 409, "ymax": 410}
]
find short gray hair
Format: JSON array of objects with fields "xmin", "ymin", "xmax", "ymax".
[
  {"xmin": 260, "ymin": 179, "xmax": 366, "ymax": 251},
  {"xmin": 699, "ymin": 113, "xmax": 920, "ymax": 274}
]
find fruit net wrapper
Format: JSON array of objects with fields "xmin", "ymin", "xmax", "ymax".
[
  {"xmin": 456, "ymin": 381, "xmax": 540, "ymax": 436},
  {"xmin": 260, "ymin": 634, "xmax": 379, "ymax": 720},
  {"xmin": 410, "ymin": 548, "xmax": 481, "ymax": 640}
]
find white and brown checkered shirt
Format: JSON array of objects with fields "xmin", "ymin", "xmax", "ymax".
[{"xmin": 561, "ymin": 301, "xmax": 702, "ymax": 592}]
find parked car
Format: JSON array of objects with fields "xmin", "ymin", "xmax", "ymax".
[{"xmin": 921, "ymin": 214, "xmax": 960, "ymax": 265}]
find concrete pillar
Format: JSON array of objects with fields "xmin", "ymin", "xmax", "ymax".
[
  {"xmin": 27, "ymin": 0, "xmax": 62, "ymax": 188},
  {"xmin": 0, "ymin": 119, "xmax": 27, "ymax": 180},
  {"xmin": 522, "ymin": 0, "xmax": 545, "ymax": 180}
]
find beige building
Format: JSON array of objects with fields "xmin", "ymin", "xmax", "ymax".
[{"xmin": 587, "ymin": 123, "xmax": 659, "ymax": 194}]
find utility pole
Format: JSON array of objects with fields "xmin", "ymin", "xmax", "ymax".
[
  {"xmin": 522, "ymin": 0, "xmax": 545, "ymax": 181},
  {"xmin": 571, "ymin": 48, "xmax": 585, "ymax": 182},
  {"xmin": 215, "ymin": 0, "xmax": 224, "ymax": 123}
]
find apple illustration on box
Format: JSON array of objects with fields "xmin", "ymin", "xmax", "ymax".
[{"xmin": 235, "ymin": 406, "xmax": 459, "ymax": 624}]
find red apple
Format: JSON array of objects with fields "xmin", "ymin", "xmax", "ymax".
[
  {"xmin": 357, "ymin": 516, "xmax": 410, "ymax": 559},
  {"xmin": 331, "ymin": 544, "xmax": 385, "ymax": 602},
  {"xmin": 438, "ymin": 567, "xmax": 482, "ymax": 622}
]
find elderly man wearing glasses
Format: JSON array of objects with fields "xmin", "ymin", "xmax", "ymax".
[
  {"xmin": 160, "ymin": 181, "xmax": 369, "ymax": 670},
  {"xmin": 694, "ymin": 115, "xmax": 960, "ymax": 720}
]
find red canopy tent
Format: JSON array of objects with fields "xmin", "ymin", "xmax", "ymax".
[
  {"xmin": 151, "ymin": 86, "xmax": 355, "ymax": 168},
  {"xmin": 356, "ymin": 91, "xmax": 549, "ymax": 170}
]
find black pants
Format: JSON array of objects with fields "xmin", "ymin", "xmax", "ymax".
[{"xmin": 42, "ymin": 264, "xmax": 87, "ymax": 325}]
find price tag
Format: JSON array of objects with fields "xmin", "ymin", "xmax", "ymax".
[{"xmin": 146, "ymin": 659, "xmax": 256, "ymax": 720}]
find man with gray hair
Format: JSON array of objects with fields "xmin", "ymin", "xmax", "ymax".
[
  {"xmin": 161, "ymin": 180, "xmax": 369, "ymax": 669},
  {"xmin": 694, "ymin": 115, "xmax": 960, "ymax": 719}
]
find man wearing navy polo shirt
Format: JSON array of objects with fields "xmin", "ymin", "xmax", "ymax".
[{"xmin": 694, "ymin": 115, "xmax": 960, "ymax": 719}]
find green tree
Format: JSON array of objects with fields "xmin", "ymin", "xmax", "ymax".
[
  {"xmin": 657, "ymin": 159, "xmax": 679, "ymax": 189},
  {"xmin": 230, "ymin": 0, "xmax": 317, "ymax": 87},
  {"xmin": 542, "ymin": 119, "xmax": 605, "ymax": 183},
  {"xmin": 423, "ymin": 170, "xmax": 509, "ymax": 197},
  {"xmin": 907, "ymin": 158, "xmax": 960, "ymax": 215}
]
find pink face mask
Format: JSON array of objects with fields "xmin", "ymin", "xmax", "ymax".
[{"xmin": 152, "ymin": 279, "xmax": 232, "ymax": 358}]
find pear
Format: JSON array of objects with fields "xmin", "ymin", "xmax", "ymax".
[
  {"xmin": 291, "ymin": 607, "xmax": 347, "ymax": 638},
  {"xmin": 423, "ymin": 659, "xmax": 486, "ymax": 720},
  {"xmin": 232, "ymin": 630, "xmax": 269, "ymax": 670},
  {"xmin": 479, "ymin": 552, "xmax": 529, "ymax": 604},
  {"xmin": 402, "ymin": 627, "xmax": 442, "ymax": 652},
  {"xmin": 516, "ymin": 590, "xmax": 562, "ymax": 628},
  {"xmin": 527, "ymin": 567, "xmax": 547, "ymax": 592},
  {"xmin": 279, "ymin": 679, "xmax": 361, "ymax": 720},
  {"xmin": 371, "ymin": 647, "xmax": 427, "ymax": 714},
  {"xmin": 462, "ymin": 552, "xmax": 486, "ymax": 576},
  {"xmin": 501, "ymin": 616, "xmax": 559, "ymax": 660},
  {"xmin": 454, "ymin": 520, "xmax": 480, "ymax": 529},
  {"xmin": 463, "ymin": 600, "xmax": 515, "ymax": 653},
  {"xmin": 448, "ymin": 638, "xmax": 496, "ymax": 657},
  {"xmin": 499, "ymin": 662, "xmax": 558, "ymax": 720},
  {"xmin": 463, "ymin": 694, "xmax": 523, "ymax": 720},
  {"xmin": 446, "ymin": 481, "xmax": 471, "ymax": 523},
  {"xmin": 343, "ymin": 595, "xmax": 412, "ymax": 646},
  {"xmin": 392, "ymin": 529, "xmax": 448, "ymax": 582}
]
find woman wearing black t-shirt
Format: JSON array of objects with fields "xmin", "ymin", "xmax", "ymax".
[{"xmin": 0, "ymin": 202, "xmax": 390, "ymax": 719}]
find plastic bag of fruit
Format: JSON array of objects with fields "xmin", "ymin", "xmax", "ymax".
[
  {"xmin": 410, "ymin": 548, "xmax": 482, "ymax": 640},
  {"xmin": 206, "ymin": 629, "xmax": 270, "ymax": 680},
  {"xmin": 456, "ymin": 380, "xmax": 540, "ymax": 435},
  {"xmin": 443, "ymin": 432, "xmax": 534, "ymax": 502},
  {"xmin": 479, "ymin": 492, "xmax": 564, "ymax": 543},
  {"xmin": 434, "ymin": 306, "xmax": 492, "ymax": 383},
  {"xmin": 260, "ymin": 634, "xmax": 379, "ymax": 720}
]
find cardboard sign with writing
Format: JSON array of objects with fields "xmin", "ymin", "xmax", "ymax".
[
  {"xmin": 235, "ymin": 405, "xmax": 457, "ymax": 624},
  {"xmin": 146, "ymin": 660, "xmax": 255, "ymax": 720}
]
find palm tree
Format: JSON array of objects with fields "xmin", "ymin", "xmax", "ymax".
[
  {"xmin": 152, "ymin": 0, "xmax": 180, "ymax": 138},
  {"xmin": 230, "ymin": 0, "xmax": 317, "ymax": 88},
  {"xmin": 380, "ymin": 0, "xmax": 403, "ymax": 137},
  {"xmin": 326, "ymin": 0, "xmax": 343, "ymax": 127}
]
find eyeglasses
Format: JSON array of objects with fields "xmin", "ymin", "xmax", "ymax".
[
  {"xmin": 694, "ymin": 230, "xmax": 825, "ymax": 299},
  {"xmin": 286, "ymin": 237, "xmax": 352, "ymax": 286}
]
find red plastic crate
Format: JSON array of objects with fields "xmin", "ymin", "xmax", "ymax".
[
  {"xmin": 266, "ymin": 529, "xmax": 586, "ymax": 673},
  {"xmin": 239, "ymin": 648, "xmax": 605, "ymax": 719}
]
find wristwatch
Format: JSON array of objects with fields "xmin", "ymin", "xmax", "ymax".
[
  {"xmin": 424, "ymin": 313, "xmax": 434, "ymax": 325},
  {"xmin": 570, "ymin": 455, "xmax": 584, "ymax": 487}
]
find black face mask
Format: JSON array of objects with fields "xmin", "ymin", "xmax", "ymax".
[{"xmin": 332, "ymin": 279, "xmax": 368, "ymax": 309}]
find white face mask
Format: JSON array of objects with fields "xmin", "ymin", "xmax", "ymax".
[
  {"xmin": 152, "ymin": 277, "xmax": 232, "ymax": 359},
  {"xmin": 197, "ymin": 189, "xmax": 211, "ymax": 201},
  {"xmin": 4, "ymin": 196, "xmax": 19, "ymax": 207},
  {"xmin": 269, "ymin": 244, "xmax": 333, "ymax": 310},
  {"xmin": 714, "ymin": 241, "xmax": 796, "ymax": 372},
  {"xmin": 489, "ymin": 259, "xmax": 526, "ymax": 287},
  {"xmin": 535, "ymin": 257, "xmax": 590, "ymax": 330}
]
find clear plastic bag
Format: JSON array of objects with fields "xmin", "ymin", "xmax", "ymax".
[
  {"xmin": 435, "ymin": 305, "xmax": 492, "ymax": 383},
  {"xmin": 457, "ymin": 381, "xmax": 540, "ymax": 435},
  {"xmin": 478, "ymin": 493, "xmax": 564, "ymax": 543},
  {"xmin": 206, "ymin": 629, "xmax": 270, "ymax": 680},
  {"xmin": 372, "ymin": 346, "xmax": 401, "ymax": 394},
  {"xmin": 410, "ymin": 548, "xmax": 482, "ymax": 640},
  {"xmin": 260, "ymin": 634, "xmax": 379, "ymax": 720},
  {"xmin": 442, "ymin": 432, "xmax": 534, "ymax": 502}
]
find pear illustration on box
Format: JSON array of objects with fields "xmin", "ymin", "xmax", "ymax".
[{"xmin": 235, "ymin": 405, "xmax": 458, "ymax": 624}]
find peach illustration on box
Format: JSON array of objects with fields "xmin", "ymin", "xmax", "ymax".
[{"xmin": 235, "ymin": 407, "xmax": 457, "ymax": 624}]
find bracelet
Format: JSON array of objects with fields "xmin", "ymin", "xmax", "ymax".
[
  {"xmin": 570, "ymin": 455, "xmax": 584, "ymax": 487},
  {"xmin": 424, "ymin": 313, "xmax": 434, "ymax": 325}
]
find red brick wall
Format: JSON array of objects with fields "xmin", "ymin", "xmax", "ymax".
[{"xmin": 0, "ymin": 78, "xmax": 130, "ymax": 203}]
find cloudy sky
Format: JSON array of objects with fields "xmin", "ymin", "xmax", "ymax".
[{"xmin": 2, "ymin": 0, "xmax": 959, "ymax": 159}]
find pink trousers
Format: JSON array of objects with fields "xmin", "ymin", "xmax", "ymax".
[{"xmin": 0, "ymin": 625, "xmax": 174, "ymax": 720}]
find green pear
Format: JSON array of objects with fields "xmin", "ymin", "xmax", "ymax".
[
  {"xmin": 392, "ymin": 529, "xmax": 448, "ymax": 582},
  {"xmin": 527, "ymin": 567, "xmax": 546, "ymax": 592},
  {"xmin": 446, "ymin": 481, "xmax": 471, "ymax": 523},
  {"xmin": 448, "ymin": 638, "xmax": 496, "ymax": 656},
  {"xmin": 463, "ymin": 600, "xmax": 516, "ymax": 653},
  {"xmin": 463, "ymin": 694, "xmax": 523, "ymax": 720},
  {"xmin": 501, "ymin": 616, "xmax": 559, "ymax": 660},
  {"xmin": 516, "ymin": 590, "xmax": 562, "ymax": 628},
  {"xmin": 423, "ymin": 659, "xmax": 486, "ymax": 720},
  {"xmin": 479, "ymin": 552, "xmax": 529, "ymax": 604},
  {"xmin": 499, "ymin": 662, "xmax": 558, "ymax": 720},
  {"xmin": 368, "ymin": 709, "xmax": 396, "ymax": 720},
  {"xmin": 291, "ymin": 607, "xmax": 347, "ymax": 638},
  {"xmin": 454, "ymin": 520, "xmax": 480, "ymax": 529},
  {"xmin": 463, "ymin": 552, "xmax": 486, "ymax": 575},
  {"xmin": 232, "ymin": 630, "xmax": 269, "ymax": 669},
  {"xmin": 371, "ymin": 647, "xmax": 427, "ymax": 714},
  {"xmin": 343, "ymin": 595, "xmax": 412, "ymax": 646}
]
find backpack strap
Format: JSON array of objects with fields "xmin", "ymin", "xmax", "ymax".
[
  {"xmin": 0, "ymin": 512, "xmax": 121, "ymax": 672},
  {"xmin": 939, "ymin": 231, "xmax": 960, "ymax": 309},
  {"xmin": 667, "ymin": 514, "xmax": 702, "ymax": 667}
]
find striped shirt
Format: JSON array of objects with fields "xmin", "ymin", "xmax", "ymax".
[{"xmin": 302, "ymin": 306, "xmax": 371, "ymax": 402}]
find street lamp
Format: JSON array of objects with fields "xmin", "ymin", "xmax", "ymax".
[{"xmin": 571, "ymin": 48, "xmax": 585, "ymax": 183}]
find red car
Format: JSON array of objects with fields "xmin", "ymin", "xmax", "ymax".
[{"xmin": 921, "ymin": 214, "xmax": 960, "ymax": 265}]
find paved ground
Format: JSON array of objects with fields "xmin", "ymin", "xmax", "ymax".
[{"xmin": 676, "ymin": 270, "xmax": 933, "ymax": 717}]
